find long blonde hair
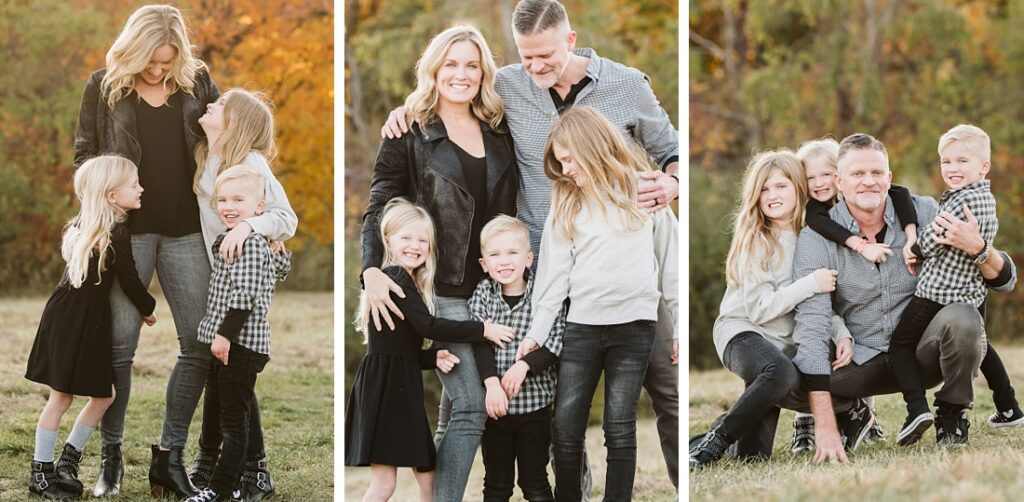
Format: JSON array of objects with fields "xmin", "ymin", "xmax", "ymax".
[
  {"xmin": 194, "ymin": 89, "xmax": 277, "ymax": 193},
  {"xmin": 61, "ymin": 156, "xmax": 138, "ymax": 288},
  {"xmin": 356, "ymin": 199, "xmax": 438, "ymax": 341},
  {"xmin": 102, "ymin": 4, "xmax": 207, "ymax": 108},
  {"xmin": 543, "ymin": 106, "xmax": 648, "ymax": 240},
  {"xmin": 405, "ymin": 25, "xmax": 504, "ymax": 130},
  {"xmin": 724, "ymin": 149, "xmax": 808, "ymax": 285}
]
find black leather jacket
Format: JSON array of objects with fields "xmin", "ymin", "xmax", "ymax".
[
  {"xmin": 73, "ymin": 68, "xmax": 220, "ymax": 168},
  {"xmin": 361, "ymin": 118, "xmax": 518, "ymax": 289}
]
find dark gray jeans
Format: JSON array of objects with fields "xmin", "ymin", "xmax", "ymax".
[{"xmin": 102, "ymin": 233, "xmax": 211, "ymax": 449}]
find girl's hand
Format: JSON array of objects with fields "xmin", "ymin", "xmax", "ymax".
[
  {"xmin": 832, "ymin": 338, "xmax": 854, "ymax": 370},
  {"xmin": 435, "ymin": 350, "xmax": 460, "ymax": 374},
  {"xmin": 219, "ymin": 222, "xmax": 253, "ymax": 263},
  {"xmin": 211, "ymin": 335, "xmax": 230, "ymax": 365},
  {"xmin": 483, "ymin": 320, "xmax": 515, "ymax": 350},
  {"xmin": 269, "ymin": 240, "xmax": 287, "ymax": 255},
  {"xmin": 501, "ymin": 361, "xmax": 530, "ymax": 399},
  {"xmin": 142, "ymin": 314, "xmax": 157, "ymax": 326},
  {"xmin": 484, "ymin": 377, "xmax": 508, "ymax": 419},
  {"xmin": 902, "ymin": 225, "xmax": 919, "ymax": 274},
  {"xmin": 812, "ymin": 268, "xmax": 838, "ymax": 293},
  {"xmin": 514, "ymin": 337, "xmax": 540, "ymax": 361},
  {"xmin": 859, "ymin": 243, "xmax": 893, "ymax": 263},
  {"xmin": 362, "ymin": 267, "xmax": 406, "ymax": 331}
]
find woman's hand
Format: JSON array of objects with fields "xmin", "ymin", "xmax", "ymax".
[
  {"xmin": 219, "ymin": 222, "xmax": 253, "ymax": 263},
  {"xmin": 860, "ymin": 243, "xmax": 892, "ymax": 263},
  {"xmin": 813, "ymin": 268, "xmax": 839, "ymax": 293},
  {"xmin": 515, "ymin": 337, "xmax": 540, "ymax": 361},
  {"xmin": 832, "ymin": 338, "xmax": 854, "ymax": 370},
  {"xmin": 435, "ymin": 349, "xmax": 460, "ymax": 374},
  {"xmin": 269, "ymin": 240, "xmax": 287, "ymax": 255},
  {"xmin": 211, "ymin": 335, "xmax": 230, "ymax": 365},
  {"xmin": 361, "ymin": 267, "xmax": 406, "ymax": 331},
  {"xmin": 483, "ymin": 320, "xmax": 515, "ymax": 350},
  {"xmin": 142, "ymin": 314, "xmax": 157, "ymax": 327}
]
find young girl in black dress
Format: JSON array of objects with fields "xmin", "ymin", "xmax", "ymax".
[
  {"xmin": 25, "ymin": 156, "xmax": 157, "ymax": 499},
  {"xmin": 345, "ymin": 198, "xmax": 515, "ymax": 502}
]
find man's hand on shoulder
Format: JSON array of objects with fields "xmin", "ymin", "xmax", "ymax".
[
  {"xmin": 637, "ymin": 168, "xmax": 679, "ymax": 213},
  {"xmin": 380, "ymin": 107, "xmax": 409, "ymax": 139}
]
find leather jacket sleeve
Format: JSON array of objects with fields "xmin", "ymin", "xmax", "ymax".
[
  {"xmin": 360, "ymin": 134, "xmax": 415, "ymax": 274},
  {"xmin": 74, "ymin": 71, "xmax": 104, "ymax": 168}
]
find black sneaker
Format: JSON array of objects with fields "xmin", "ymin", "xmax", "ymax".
[
  {"xmin": 896, "ymin": 410, "xmax": 934, "ymax": 446},
  {"xmin": 866, "ymin": 415, "xmax": 885, "ymax": 444},
  {"xmin": 987, "ymin": 406, "xmax": 1024, "ymax": 429},
  {"xmin": 790, "ymin": 415, "xmax": 815, "ymax": 454},
  {"xmin": 935, "ymin": 407, "xmax": 969, "ymax": 446},
  {"xmin": 688, "ymin": 425, "xmax": 732, "ymax": 471},
  {"xmin": 836, "ymin": 398, "xmax": 875, "ymax": 452}
]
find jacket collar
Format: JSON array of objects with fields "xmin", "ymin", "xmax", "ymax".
[{"xmin": 416, "ymin": 117, "xmax": 514, "ymax": 209}]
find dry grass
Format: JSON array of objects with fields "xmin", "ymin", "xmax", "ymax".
[
  {"xmin": 688, "ymin": 344, "xmax": 1024, "ymax": 501},
  {"xmin": 0, "ymin": 291, "xmax": 333, "ymax": 501}
]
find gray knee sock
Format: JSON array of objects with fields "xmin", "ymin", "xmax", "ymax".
[
  {"xmin": 66, "ymin": 420, "xmax": 96, "ymax": 452},
  {"xmin": 34, "ymin": 426, "xmax": 59, "ymax": 463}
]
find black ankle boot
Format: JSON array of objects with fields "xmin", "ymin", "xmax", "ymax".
[
  {"xmin": 29, "ymin": 461, "xmax": 76, "ymax": 500},
  {"xmin": 148, "ymin": 444, "xmax": 198, "ymax": 498},
  {"xmin": 54, "ymin": 443, "xmax": 84, "ymax": 495},
  {"xmin": 188, "ymin": 447, "xmax": 220, "ymax": 490},
  {"xmin": 92, "ymin": 443, "xmax": 123, "ymax": 497},
  {"xmin": 240, "ymin": 456, "xmax": 275, "ymax": 501}
]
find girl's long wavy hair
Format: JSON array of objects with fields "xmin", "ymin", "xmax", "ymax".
[
  {"xmin": 194, "ymin": 89, "xmax": 277, "ymax": 193},
  {"xmin": 724, "ymin": 149, "xmax": 808, "ymax": 285},
  {"xmin": 543, "ymin": 106, "xmax": 648, "ymax": 240},
  {"xmin": 356, "ymin": 198, "xmax": 438, "ymax": 344},
  {"xmin": 101, "ymin": 4, "xmax": 207, "ymax": 108},
  {"xmin": 405, "ymin": 25, "xmax": 504, "ymax": 131},
  {"xmin": 61, "ymin": 156, "xmax": 138, "ymax": 288}
]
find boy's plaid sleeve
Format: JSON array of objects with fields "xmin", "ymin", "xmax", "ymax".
[
  {"xmin": 541, "ymin": 300, "xmax": 568, "ymax": 357},
  {"xmin": 226, "ymin": 238, "xmax": 266, "ymax": 311}
]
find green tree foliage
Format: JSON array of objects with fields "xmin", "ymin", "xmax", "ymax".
[
  {"xmin": 345, "ymin": 0, "xmax": 678, "ymax": 416},
  {"xmin": 691, "ymin": 0, "xmax": 1024, "ymax": 368}
]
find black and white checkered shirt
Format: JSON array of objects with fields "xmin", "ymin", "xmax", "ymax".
[
  {"xmin": 468, "ymin": 272, "xmax": 566, "ymax": 415},
  {"xmin": 197, "ymin": 234, "xmax": 292, "ymax": 355},
  {"xmin": 495, "ymin": 48, "xmax": 679, "ymax": 255},
  {"xmin": 916, "ymin": 179, "xmax": 997, "ymax": 307}
]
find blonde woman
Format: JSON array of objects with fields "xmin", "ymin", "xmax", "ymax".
[
  {"xmin": 689, "ymin": 150, "xmax": 840, "ymax": 470},
  {"xmin": 358, "ymin": 25, "xmax": 518, "ymax": 499},
  {"xmin": 73, "ymin": 4, "xmax": 219, "ymax": 497},
  {"xmin": 516, "ymin": 106, "xmax": 678, "ymax": 500},
  {"xmin": 188, "ymin": 88, "xmax": 298, "ymax": 500},
  {"xmin": 25, "ymin": 157, "xmax": 156, "ymax": 499}
]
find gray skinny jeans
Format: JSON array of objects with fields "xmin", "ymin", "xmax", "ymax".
[{"xmin": 101, "ymin": 232, "xmax": 211, "ymax": 449}]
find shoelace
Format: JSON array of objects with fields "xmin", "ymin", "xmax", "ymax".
[{"xmin": 691, "ymin": 430, "xmax": 728, "ymax": 459}]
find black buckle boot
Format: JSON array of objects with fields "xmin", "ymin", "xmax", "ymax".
[
  {"xmin": 189, "ymin": 447, "xmax": 220, "ymax": 490},
  {"xmin": 148, "ymin": 444, "xmax": 198, "ymax": 498},
  {"xmin": 29, "ymin": 461, "xmax": 76, "ymax": 500},
  {"xmin": 240, "ymin": 456, "xmax": 275, "ymax": 501},
  {"xmin": 93, "ymin": 444, "xmax": 123, "ymax": 497},
  {"xmin": 54, "ymin": 443, "xmax": 84, "ymax": 496}
]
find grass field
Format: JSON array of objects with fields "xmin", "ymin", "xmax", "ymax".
[
  {"xmin": 344, "ymin": 416, "xmax": 678, "ymax": 501},
  {"xmin": 688, "ymin": 344, "xmax": 1024, "ymax": 501},
  {"xmin": 0, "ymin": 291, "xmax": 333, "ymax": 501}
]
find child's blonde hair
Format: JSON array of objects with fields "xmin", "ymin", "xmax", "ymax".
[
  {"xmin": 102, "ymin": 4, "xmax": 207, "ymax": 108},
  {"xmin": 938, "ymin": 124, "xmax": 991, "ymax": 163},
  {"xmin": 214, "ymin": 164, "xmax": 266, "ymax": 201},
  {"xmin": 725, "ymin": 149, "xmax": 808, "ymax": 285},
  {"xmin": 405, "ymin": 25, "xmax": 504, "ymax": 131},
  {"xmin": 543, "ymin": 106, "xmax": 648, "ymax": 240},
  {"xmin": 479, "ymin": 215, "xmax": 530, "ymax": 253},
  {"xmin": 356, "ymin": 199, "xmax": 437, "ymax": 340},
  {"xmin": 62, "ymin": 156, "xmax": 139, "ymax": 288},
  {"xmin": 194, "ymin": 89, "xmax": 277, "ymax": 193},
  {"xmin": 797, "ymin": 137, "xmax": 840, "ymax": 202}
]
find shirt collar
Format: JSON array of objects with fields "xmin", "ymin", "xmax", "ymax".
[
  {"xmin": 833, "ymin": 194, "xmax": 898, "ymax": 238},
  {"xmin": 485, "ymin": 268, "xmax": 535, "ymax": 307}
]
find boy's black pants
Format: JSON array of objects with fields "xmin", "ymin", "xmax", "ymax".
[
  {"xmin": 206, "ymin": 343, "xmax": 269, "ymax": 495},
  {"xmin": 481, "ymin": 405, "xmax": 554, "ymax": 502}
]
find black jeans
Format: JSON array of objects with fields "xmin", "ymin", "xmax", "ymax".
[
  {"xmin": 198, "ymin": 360, "xmax": 267, "ymax": 459},
  {"xmin": 481, "ymin": 406, "xmax": 553, "ymax": 502},
  {"xmin": 552, "ymin": 320, "xmax": 655, "ymax": 502},
  {"xmin": 719, "ymin": 332, "xmax": 801, "ymax": 459},
  {"xmin": 206, "ymin": 343, "xmax": 269, "ymax": 495}
]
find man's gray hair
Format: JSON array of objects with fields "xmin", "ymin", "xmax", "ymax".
[
  {"xmin": 513, "ymin": 0, "xmax": 569, "ymax": 35},
  {"xmin": 837, "ymin": 133, "xmax": 888, "ymax": 164}
]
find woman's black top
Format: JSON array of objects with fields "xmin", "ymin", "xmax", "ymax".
[
  {"xmin": 131, "ymin": 91, "xmax": 201, "ymax": 236},
  {"xmin": 440, "ymin": 144, "xmax": 488, "ymax": 297}
]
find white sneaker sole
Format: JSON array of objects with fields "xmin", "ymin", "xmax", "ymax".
[
  {"xmin": 988, "ymin": 414, "xmax": 1024, "ymax": 429},
  {"xmin": 897, "ymin": 412, "xmax": 935, "ymax": 446}
]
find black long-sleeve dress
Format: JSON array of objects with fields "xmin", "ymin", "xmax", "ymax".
[
  {"xmin": 25, "ymin": 223, "xmax": 155, "ymax": 397},
  {"xmin": 344, "ymin": 266, "xmax": 486, "ymax": 471}
]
